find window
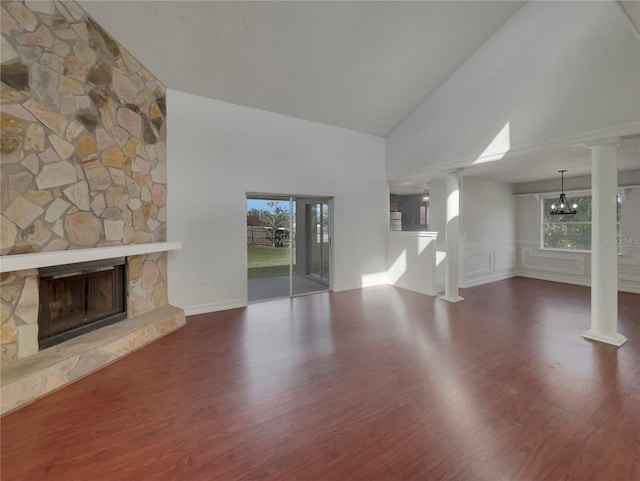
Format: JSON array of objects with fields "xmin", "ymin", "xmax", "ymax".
[{"xmin": 542, "ymin": 194, "xmax": 622, "ymax": 251}]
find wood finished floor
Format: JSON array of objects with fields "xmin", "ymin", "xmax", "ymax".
[{"xmin": 2, "ymin": 278, "xmax": 640, "ymax": 481}]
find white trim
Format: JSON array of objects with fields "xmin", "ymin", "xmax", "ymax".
[
  {"xmin": 516, "ymin": 187, "xmax": 635, "ymax": 198},
  {"xmin": 183, "ymin": 298, "xmax": 247, "ymax": 316},
  {"xmin": 439, "ymin": 295, "xmax": 464, "ymax": 303},
  {"xmin": 539, "ymin": 247, "xmax": 629, "ymax": 256},
  {"xmin": 583, "ymin": 330, "xmax": 628, "ymax": 347},
  {"xmin": 386, "ymin": 231, "xmax": 438, "ymax": 238},
  {"xmin": 618, "ymin": 251, "xmax": 640, "ymax": 282},
  {"xmin": 516, "ymin": 270, "xmax": 590, "ymax": 286},
  {"xmin": 461, "ymin": 271, "xmax": 516, "ymax": 288},
  {"xmin": 521, "ymin": 247, "xmax": 586, "ymax": 276},
  {"xmin": 333, "ymin": 276, "xmax": 389, "ymax": 292},
  {"xmin": 540, "ymin": 247, "xmax": 591, "ymax": 254},
  {"xmin": 514, "ymin": 271, "xmax": 640, "ymax": 294},
  {"xmin": 386, "ymin": 122, "xmax": 640, "ymax": 181},
  {"xmin": 464, "ymin": 250, "xmax": 493, "ymax": 277},
  {"xmin": 462, "ymin": 243, "xmax": 516, "ymax": 287},
  {"xmin": 620, "ymin": 281, "xmax": 640, "ymax": 294},
  {"xmin": 0, "ymin": 242, "xmax": 182, "ymax": 273},
  {"xmin": 538, "ymin": 189, "xmax": 593, "ymax": 198},
  {"xmin": 463, "ymin": 241, "xmax": 515, "ymax": 248}
]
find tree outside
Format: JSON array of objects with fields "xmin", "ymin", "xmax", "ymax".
[
  {"xmin": 543, "ymin": 194, "xmax": 621, "ymax": 250},
  {"xmin": 247, "ymin": 199, "xmax": 291, "ymax": 279},
  {"xmin": 260, "ymin": 201, "xmax": 290, "ymax": 247}
]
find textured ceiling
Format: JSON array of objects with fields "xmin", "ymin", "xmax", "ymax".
[{"xmin": 78, "ymin": 1, "xmax": 524, "ymax": 137}]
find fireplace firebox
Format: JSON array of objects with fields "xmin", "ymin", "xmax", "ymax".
[{"xmin": 38, "ymin": 258, "xmax": 127, "ymax": 349}]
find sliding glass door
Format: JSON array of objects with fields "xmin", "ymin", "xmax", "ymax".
[
  {"xmin": 292, "ymin": 198, "xmax": 331, "ymax": 296},
  {"xmin": 247, "ymin": 194, "xmax": 332, "ymax": 301}
]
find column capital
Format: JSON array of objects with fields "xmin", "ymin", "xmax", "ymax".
[
  {"xmin": 444, "ymin": 167, "xmax": 464, "ymax": 177},
  {"xmin": 585, "ymin": 137, "xmax": 621, "ymax": 149}
]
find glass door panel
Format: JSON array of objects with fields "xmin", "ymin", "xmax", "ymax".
[
  {"xmin": 310, "ymin": 203, "xmax": 322, "ymax": 278},
  {"xmin": 248, "ymin": 194, "xmax": 331, "ymax": 300},
  {"xmin": 292, "ymin": 197, "xmax": 331, "ymax": 296},
  {"xmin": 246, "ymin": 195, "xmax": 291, "ymax": 301}
]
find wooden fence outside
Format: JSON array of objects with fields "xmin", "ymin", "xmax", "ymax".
[{"xmin": 247, "ymin": 226, "xmax": 290, "ymax": 246}]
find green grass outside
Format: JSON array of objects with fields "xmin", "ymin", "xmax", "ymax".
[{"xmin": 247, "ymin": 245, "xmax": 290, "ymax": 279}]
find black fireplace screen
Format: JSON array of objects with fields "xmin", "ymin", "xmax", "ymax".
[{"xmin": 38, "ymin": 258, "xmax": 127, "ymax": 349}]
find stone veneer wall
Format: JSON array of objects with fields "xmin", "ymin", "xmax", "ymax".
[
  {"xmin": 128, "ymin": 252, "xmax": 168, "ymax": 317},
  {"xmin": 0, "ymin": 269, "xmax": 38, "ymax": 363},
  {"xmin": 1, "ymin": 1, "xmax": 172, "ymax": 366},
  {"xmin": 0, "ymin": 252, "xmax": 169, "ymax": 365},
  {"xmin": 1, "ymin": 0, "xmax": 167, "ymax": 255}
]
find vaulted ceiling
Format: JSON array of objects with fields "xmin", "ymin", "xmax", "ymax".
[
  {"xmin": 79, "ymin": 1, "xmax": 639, "ymax": 190},
  {"xmin": 78, "ymin": 1, "xmax": 524, "ymax": 137}
]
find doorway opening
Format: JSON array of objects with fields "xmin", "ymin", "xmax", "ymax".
[{"xmin": 246, "ymin": 194, "xmax": 332, "ymax": 302}]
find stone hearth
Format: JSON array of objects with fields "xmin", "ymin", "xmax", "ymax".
[
  {"xmin": 1, "ymin": 304, "xmax": 185, "ymax": 415},
  {"xmin": 0, "ymin": 248, "xmax": 185, "ymax": 414}
]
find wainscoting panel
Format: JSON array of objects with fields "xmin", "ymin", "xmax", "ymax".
[
  {"xmin": 517, "ymin": 245, "xmax": 640, "ymax": 294},
  {"xmin": 462, "ymin": 243, "xmax": 516, "ymax": 288},
  {"xmin": 619, "ymin": 250, "xmax": 640, "ymax": 283},
  {"xmin": 521, "ymin": 247, "xmax": 586, "ymax": 276},
  {"xmin": 465, "ymin": 250, "xmax": 493, "ymax": 277},
  {"xmin": 495, "ymin": 248, "xmax": 517, "ymax": 272}
]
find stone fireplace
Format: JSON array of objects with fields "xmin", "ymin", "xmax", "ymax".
[
  {"xmin": 38, "ymin": 257, "xmax": 127, "ymax": 349},
  {"xmin": 0, "ymin": 246, "xmax": 184, "ymax": 414},
  {"xmin": 1, "ymin": 2, "xmax": 185, "ymax": 414}
]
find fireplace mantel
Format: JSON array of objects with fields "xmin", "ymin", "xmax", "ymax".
[{"xmin": 0, "ymin": 242, "xmax": 182, "ymax": 273}]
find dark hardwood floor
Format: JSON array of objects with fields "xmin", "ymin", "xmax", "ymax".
[{"xmin": 2, "ymin": 278, "xmax": 639, "ymax": 480}]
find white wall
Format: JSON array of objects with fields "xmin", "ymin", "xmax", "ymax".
[
  {"xmin": 461, "ymin": 177, "xmax": 516, "ymax": 287},
  {"xmin": 516, "ymin": 186, "xmax": 640, "ymax": 293},
  {"xmin": 386, "ymin": 232, "xmax": 438, "ymax": 296},
  {"xmin": 426, "ymin": 179, "xmax": 446, "ymax": 288},
  {"xmin": 167, "ymin": 89, "xmax": 387, "ymax": 314},
  {"xmin": 386, "ymin": 1, "xmax": 640, "ymax": 178}
]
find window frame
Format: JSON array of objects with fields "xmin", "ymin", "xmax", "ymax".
[{"xmin": 539, "ymin": 190, "xmax": 623, "ymax": 253}]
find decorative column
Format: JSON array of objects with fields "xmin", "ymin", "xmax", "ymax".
[
  {"xmin": 583, "ymin": 140, "xmax": 627, "ymax": 346},
  {"xmin": 440, "ymin": 169, "xmax": 464, "ymax": 303}
]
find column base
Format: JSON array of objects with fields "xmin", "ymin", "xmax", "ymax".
[
  {"xmin": 439, "ymin": 295, "xmax": 464, "ymax": 303},
  {"xmin": 583, "ymin": 329, "xmax": 628, "ymax": 347}
]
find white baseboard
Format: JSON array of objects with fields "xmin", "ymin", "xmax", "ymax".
[
  {"xmin": 619, "ymin": 281, "xmax": 640, "ymax": 294},
  {"xmin": 461, "ymin": 271, "xmax": 516, "ymax": 288},
  {"xmin": 333, "ymin": 276, "xmax": 389, "ymax": 292},
  {"xmin": 515, "ymin": 269, "xmax": 640, "ymax": 294},
  {"xmin": 182, "ymin": 298, "xmax": 248, "ymax": 316}
]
